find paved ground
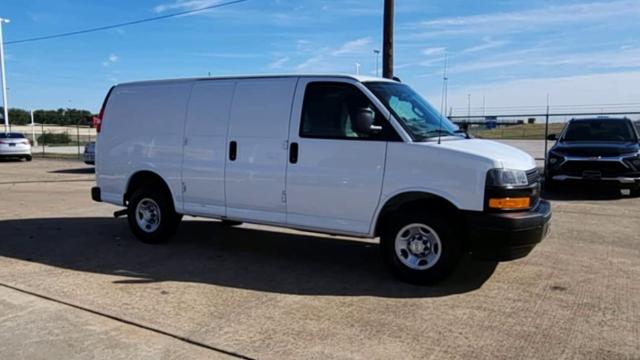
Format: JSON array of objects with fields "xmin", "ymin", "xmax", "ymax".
[{"xmin": 0, "ymin": 159, "xmax": 638, "ymax": 359}]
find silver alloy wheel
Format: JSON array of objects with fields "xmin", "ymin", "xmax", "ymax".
[
  {"xmin": 394, "ymin": 223, "xmax": 442, "ymax": 270},
  {"xmin": 135, "ymin": 198, "xmax": 161, "ymax": 233}
]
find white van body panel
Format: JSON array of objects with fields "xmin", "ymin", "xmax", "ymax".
[
  {"xmin": 224, "ymin": 78, "xmax": 298, "ymax": 223},
  {"xmin": 181, "ymin": 80, "xmax": 235, "ymax": 217},
  {"xmin": 97, "ymin": 80, "xmax": 192, "ymax": 206}
]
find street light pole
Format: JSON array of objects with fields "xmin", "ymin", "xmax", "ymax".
[
  {"xmin": 373, "ymin": 49, "xmax": 380, "ymax": 77},
  {"xmin": 0, "ymin": 18, "xmax": 10, "ymax": 134}
]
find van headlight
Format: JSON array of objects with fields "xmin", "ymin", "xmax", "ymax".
[{"xmin": 486, "ymin": 168, "xmax": 528, "ymax": 187}]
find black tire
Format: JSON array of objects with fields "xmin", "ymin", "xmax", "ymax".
[
  {"xmin": 25, "ymin": 155, "xmax": 32, "ymax": 162},
  {"xmin": 220, "ymin": 219, "xmax": 243, "ymax": 227},
  {"xmin": 127, "ymin": 187, "xmax": 181, "ymax": 244},
  {"xmin": 630, "ymin": 187, "xmax": 640, "ymax": 197},
  {"xmin": 380, "ymin": 210, "xmax": 461, "ymax": 284}
]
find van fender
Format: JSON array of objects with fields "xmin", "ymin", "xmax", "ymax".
[
  {"xmin": 124, "ymin": 168, "xmax": 180, "ymax": 212},
  {"xmin": 367, "ymin": 187, "xmax": 463, "ymax": 237}
]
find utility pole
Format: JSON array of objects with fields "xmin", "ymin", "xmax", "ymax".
[
  {"xmin": 355, "ymin": 62, "xmax": 361, "ymax": 75},
  {"xmin": 0, "ymin": 18, "xmax": 10, "ymax": 134},
  {"xmin": 373, "ymin": 49, "xmax": 380, "ymax": 77},
  {"xmin": 382, "ymin": 0, "xmax": 394, "ymax": 79},
  {"xmin": 467, "ymin": 94, "xmax": 471, "ymax": 121}
]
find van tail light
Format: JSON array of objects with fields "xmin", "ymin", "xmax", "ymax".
[
  {"xmin": 96, "ymin": 86, "xmax": 115, "ymax": 133},
  {"xmin": 95, "ymin": 114, "xmax": 103, "ymax": 133}
]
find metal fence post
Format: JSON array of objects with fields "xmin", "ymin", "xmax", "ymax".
[
  {"xmin": 41, "ymin": 121, "xmax": 45, "ymax": 156},
  {"xmin": 76, "ymin": 123, "xmax": 80, "ymax": 159},
  {"xmin": 543, "ymin": 105, "xmax": 550, "ymax": 177}
]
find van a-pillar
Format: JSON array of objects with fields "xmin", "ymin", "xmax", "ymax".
[{"xmin": 382, "ymin": 0, "xmax": 394, "ymax": 79}]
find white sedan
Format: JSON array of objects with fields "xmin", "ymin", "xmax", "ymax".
[{"xmin": 0, "ymin": 132, "xmax": 32, "ymax": 161}]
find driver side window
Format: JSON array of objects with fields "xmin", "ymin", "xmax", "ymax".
[{"xmin": 300, "ymin": 82, "xmax": 397, "ymax": 141}]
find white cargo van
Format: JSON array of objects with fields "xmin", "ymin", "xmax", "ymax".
[{"xmin": 92, "ymin": 75, "xmax": 551, "ymax": 283}]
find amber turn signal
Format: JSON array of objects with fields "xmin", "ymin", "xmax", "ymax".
[{"xmin": 488, "ymin": 197, "xmax": 530, "ymax": 209}]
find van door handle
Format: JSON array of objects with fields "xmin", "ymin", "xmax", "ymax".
[
  {"xmin": 289, "ymin": 142, "xmax": 299, "ymax": 164},
  {"xmin": 229, "ymin": 141, "xmax": 237, "ymax": 161}
]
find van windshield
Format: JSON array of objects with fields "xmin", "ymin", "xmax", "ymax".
[{"xmin": 365, "ymin": 82, "xmax": 460, "ymax": 141}]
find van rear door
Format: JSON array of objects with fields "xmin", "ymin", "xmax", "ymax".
[
  {"xmin": 182, "ymin": 80, "xmax": 235, "ymax": 217},
  {"xmin": 225, "ymin": 78, "xmax": 298, "ymax": 223}
]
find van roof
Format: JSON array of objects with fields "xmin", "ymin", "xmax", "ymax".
[{"xmin": 116, "ymin": 74, "xmax": 398, "ymax": 87}]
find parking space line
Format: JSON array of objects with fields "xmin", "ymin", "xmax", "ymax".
[
  {"xmin": 0, "ymin": 179, "xmax": 94, "ymax": 185},
  {"xmin": 0, "ymin": 282, "xmax": 256, "ymax": 360}
]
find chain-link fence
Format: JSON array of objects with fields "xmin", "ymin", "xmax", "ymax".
[{"xmin": 6, "ymin": 122, "xmax": 96, "ymax": 159}]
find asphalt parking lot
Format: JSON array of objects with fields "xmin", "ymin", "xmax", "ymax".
[{"xmin": 0, "ymin": 159, "xmax": 638, "ymax": 360}]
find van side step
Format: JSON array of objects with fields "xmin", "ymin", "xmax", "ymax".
[{"xmin": 113, "ymin": 209, "xmax": 128, "ymax": 218}]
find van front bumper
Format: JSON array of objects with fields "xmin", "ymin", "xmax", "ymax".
[{"xmin": 465, "ymin": 200, "xmax": 551, "ymax": 261}]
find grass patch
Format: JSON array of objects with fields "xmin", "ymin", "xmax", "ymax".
[{"xmin": 470, "ymin": 123, "xmax": 566, "ymax": 139}]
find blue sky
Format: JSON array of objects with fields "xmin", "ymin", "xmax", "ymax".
[{"xmin": 1, "ymin": 0, "xmax": 640, "ymax": 114}]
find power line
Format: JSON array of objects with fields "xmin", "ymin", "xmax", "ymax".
[{"xmin": 5, "ymin": 0, "xmax": 249, "ymax": 45}]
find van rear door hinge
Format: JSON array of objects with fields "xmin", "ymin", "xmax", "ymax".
[
  {"xmin": 182, "ymin": 182, "xmax": 187, "ymax": 193},
  {"xmin": 282, "ymin": 140, "xmax": 289, "ymax": 150},
  {"xmin": 183, "ymin": 137, "xmax": 188, "ymax": 146},
  {"xmin": 281, "ymin": 190, "xmax": 287, "ymax": 203}
]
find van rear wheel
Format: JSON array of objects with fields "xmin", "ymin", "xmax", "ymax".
[
  {"xmin": 381, "ymin": 210, "xmax": 461, "ymax": 284},
  {"xmin": 127, "ymin": 187, "xmax": 181, "ymax": 244}
]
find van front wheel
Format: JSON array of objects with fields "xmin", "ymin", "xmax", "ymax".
[
  {"xmin": 127, "ymin": 188, "xmax": 181, "ymax": 244},
  {"xmin": 381, "ymin": 211, "xmax": 461, "ymax": 284}
]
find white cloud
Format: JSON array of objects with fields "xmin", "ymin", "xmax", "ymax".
[
  {"xmin": 450, "ymin": 59, "xmax": 522, "ymax": 74},
  {"xmin": 421, "ymin": 1, "xmax": 640, "ymax": 28},
  {"xmin": 296, "ymin": 40, "xmax": 312, "ymax": 52},
  {"xmin": 331, "ymin": 37, "xmax": 371, "ymax": 56},
  {"xmin": 434, "ymin": 71, "xmax": 640, "ymax": 115},
  {"xmin": 296, "ymin": 38, "xmax": 373, "ymax": 71},
  {"xmin": 296, "ymin": 54, "xmax": 325, "ymax": 71},
  {"xmin": 403, "ymin": 0, "xmax": 640, "ymax": 39},
  {"xmin": 102, "ymin": 54, "xmax": 119, "ymax": 67},
  {"xmin": 154, "ymin": 0, "xmax": 220, "ymax": 13},
  {"xmin": 462, "ymin": 37, "xmax": 508, "ymax": 54},
  {"xmin": 269, "ymin": 56, "xmax": 290, "ymax": 69},
  {"xmin": 422, "ymin": 47, "xmax": 446, "ymax": 56},
  {"xmin": 535, "ymin": 47, "xmax": 640, "ymax": 68}
]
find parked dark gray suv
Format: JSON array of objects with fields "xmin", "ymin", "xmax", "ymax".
[{"xmin": 546, "ymin": 117, "xmax": 640, "ymax": 195}]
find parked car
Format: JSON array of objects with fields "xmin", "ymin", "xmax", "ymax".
[
  {"xmin": 546, "ymin": 117, "xmax": 640, "ymax": 195},
  {"xmin": 91, "ymin": 75, "xmax": 551, "ymax": 283},
  {"xmin": 0, "ymin": 132, "xmax": 32, "ymax": 161},
  {"xmin": 83, "ymin": 141, "xmax": 95, "ymax": 165}
]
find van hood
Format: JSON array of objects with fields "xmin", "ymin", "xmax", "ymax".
[{"xmin": 418, "ymin": 138, "xmax": 537, "ymax": 170}]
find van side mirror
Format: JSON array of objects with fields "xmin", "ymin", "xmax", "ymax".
[
  {"xmin": 352, "ymin": 108, "xmax": 380, "ymax": 134},
  {"xmin": 547, "ymin": 134, "xmax": 558, "ymax": 141}
]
